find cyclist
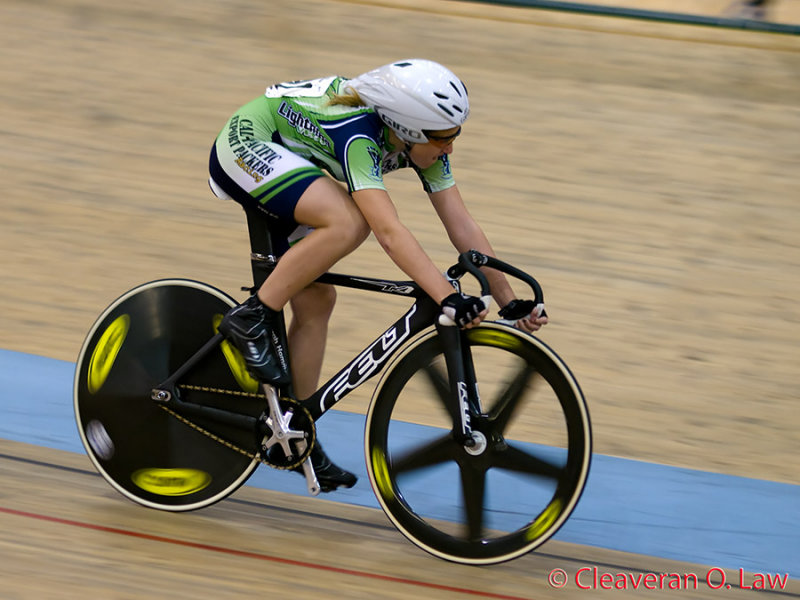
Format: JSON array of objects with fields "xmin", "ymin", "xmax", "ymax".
[{"xmin": 209, "ymin": 59, "xmax": 547, "ymax": 491}]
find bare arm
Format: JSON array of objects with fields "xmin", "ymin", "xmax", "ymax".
[
  {"xmin": 429, "ymin": 184, "xmax": 516, "ymax": 306},
  {"xmin": 429, "ymin": 184, "xmax": 547, "ymax": 332},
  {"xmin": 350, "ymin": 188, "xmax": 456, "ymax": 305}
]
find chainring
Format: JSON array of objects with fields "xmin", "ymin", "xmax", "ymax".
[{"xmin": 257, "ymin": 396, "xmax": 316, "ymax": 470}]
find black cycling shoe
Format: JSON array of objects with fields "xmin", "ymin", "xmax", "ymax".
[
  {"xmin": 270, "ymin": 442, "xmax": 357, "ymax": 493},
  {"xmin": 306, "ymin": 444, "xmax": 358, "ymax": 492},
  {"xmin": 218, "ymin": 295, "xmax": 291, "ymax": 385}
]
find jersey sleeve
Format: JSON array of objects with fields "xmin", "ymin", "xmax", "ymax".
[
  {"xmin": 414, "ymin": 155, "xmax": 456, "ymax": 194},
  {"xmin": 341, "ymin": 136, "xmax": 387, "ymax": 192}
]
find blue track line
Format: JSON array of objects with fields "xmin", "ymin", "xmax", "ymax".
[{"xmin": 1, "ymin": 347, "xmax": 797, "ymax": 578}]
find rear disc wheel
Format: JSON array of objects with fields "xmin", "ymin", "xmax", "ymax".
[{"xmin": 74, "ymin": 279, "xmax": 265, "ymax": 511}]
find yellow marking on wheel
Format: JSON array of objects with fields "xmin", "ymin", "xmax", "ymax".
[
  {"xmin": 87, "ymin": 314, "xmax": 130, "ymax": 394},
  {"xmin": 131, "ymin": 468, "xmax": 212, "ymax": 496},
  {"xmin": 212, "ymin": 314, "xmax": 259, "ymax": 393},
  {"xmin": 371, "ymin": 447, "xmax": 395, "ymax": 501},
  {"xmin": 526, "ymin": 498, "xmax": 563, "ymax": 541},
  {"xmin": 469, "ymin": 328, "xmax": 523, "ymax": 350}
]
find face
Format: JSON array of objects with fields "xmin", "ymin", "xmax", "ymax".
[{"xmin": 405, "ymin": 126, "xmax": 462, "ymax": 169}]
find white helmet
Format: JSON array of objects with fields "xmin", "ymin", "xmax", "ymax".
[{"xmin": 346, "ymin": 59, "xmax": 469, "ymax": 144}]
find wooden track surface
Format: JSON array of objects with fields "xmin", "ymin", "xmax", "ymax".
[
  {"xmin": 1, "ymin": 0, "xmax": 799, "ymax": 596},
  {"xmin": 3, "ymin": 440, "xmax": 798, "ymax": 599}
]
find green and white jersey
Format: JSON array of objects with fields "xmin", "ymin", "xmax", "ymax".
[{"xmin": 216, "ymin": 76, "xmax": 455, "ymax": 194}]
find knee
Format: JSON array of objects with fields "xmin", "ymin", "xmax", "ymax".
[
  {"xmin": 339, "ymin": 209, "xmax": 370, "ymax": 250},
  {"xmin": 325, "ymin": 189, "xmax": 370, "ymax": 250}
]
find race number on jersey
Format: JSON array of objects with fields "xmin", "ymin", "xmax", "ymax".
[{"xmin": 265, "ymin": 76, "xmax": 337, "ymax": 99}]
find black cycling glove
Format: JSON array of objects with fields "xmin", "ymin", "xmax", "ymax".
[
  {"xmin": 499, "ymin": 299, "xmax": 546, "ymax": 320},
  {"xmin": 441, "ymin": 292, "xmax": 487, "ymax": 327}
]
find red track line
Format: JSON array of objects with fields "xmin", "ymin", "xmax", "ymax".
[{"xmin": 0, "ymin": 505, "xmax": 530, "ymax": 600}]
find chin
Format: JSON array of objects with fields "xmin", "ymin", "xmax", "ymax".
[{"xmin": 408, "ymin": 149, "xmax": 437, "ymax": 170}]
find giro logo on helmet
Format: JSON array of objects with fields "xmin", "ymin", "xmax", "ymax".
[{"xmin": 380, "ymin": 114, "xmax": 425, "ymax": 141}]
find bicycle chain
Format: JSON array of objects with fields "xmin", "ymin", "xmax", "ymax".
[{"xmin": 157, "ymin": 384, "xmax": 314, "ymax": 471}]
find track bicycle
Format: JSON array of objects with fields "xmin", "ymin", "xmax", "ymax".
[{"xmin": 73, "ymin": 207, "xmax": 592, "ymax": 565}]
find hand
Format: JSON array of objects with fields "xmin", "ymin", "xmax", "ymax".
[
  {"xmin": 441, "ymin": 293, "xmax": 489, "ymax": 328},
  {"xmin": 515, "ymin": 311, "xmax": 548, "ymax": 333},
  {"xmin": 499, "ymin": 299, "xmax": 548, "ymax": 332}
]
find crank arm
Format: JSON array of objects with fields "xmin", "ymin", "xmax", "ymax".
[
  {"xmin": 262, "ymin": 384, "xmax": 305, "ymax": 454},
  {"xmin": 294, "ymin": 439, "xmax": 320, "ymax": 496}
]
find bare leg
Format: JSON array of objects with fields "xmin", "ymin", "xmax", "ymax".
[
  {"xmin": 288, "ymin": 282, "xmax": 336, "ymax": 400},
  {"xmin": 287, "ymin": 285, "xmax": 357, "ymax": 492}
]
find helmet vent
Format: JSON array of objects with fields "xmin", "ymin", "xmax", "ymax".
[
  {"xmin": 434, "ymin": 92, "xmax": 449, "ymax": 99},
  {"xmin": 394, "ymin": 62, "xmax": 413, "ymax": 67},
  {"xmin": 449, "ymin": 81, "xmax": 464, "ymax": 97},
  {"xmin": 437, "ymin": 103, "xmax": 455, "ymax": 117}
]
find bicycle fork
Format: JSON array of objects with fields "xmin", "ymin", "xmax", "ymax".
[{"xmin": 436, "ymin": 323, "xmax": 485, "ymax": 453}]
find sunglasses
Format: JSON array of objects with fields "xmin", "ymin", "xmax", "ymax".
[{"xmin": 424, "ymin": 126, "xmax": 462, "ymax": 147}]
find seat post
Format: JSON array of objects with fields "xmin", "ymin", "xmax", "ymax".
[{"xmin": 244, "ymin": 207, "xmax": 276, "ymax": 290}]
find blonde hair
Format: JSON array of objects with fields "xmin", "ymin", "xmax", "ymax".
[{"xmin": 328, "ymin": 88, "xmax": 367, "ymax": 108}]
